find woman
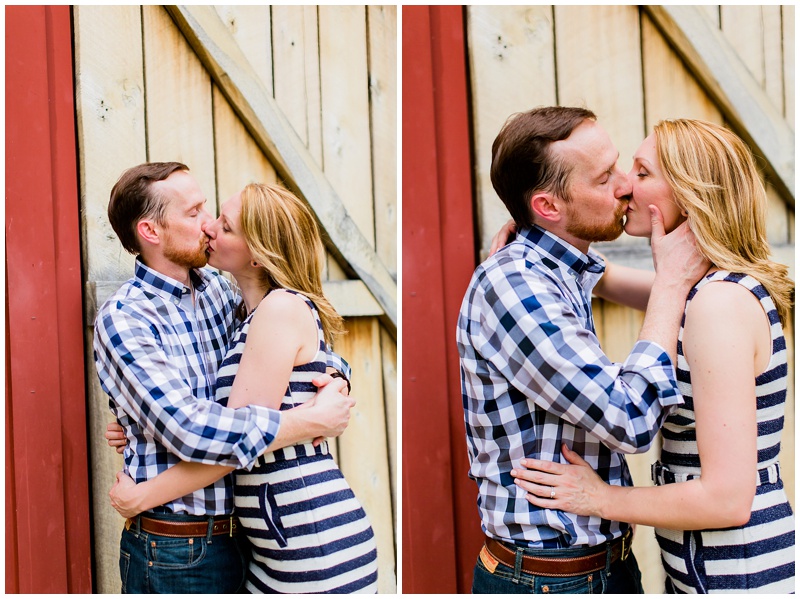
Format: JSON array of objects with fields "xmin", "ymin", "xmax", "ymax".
[
  {"xmin": 108, "ymin": 183, "xmax": 379, "ymax": 594},
  {"xmin": 512, "ymin": 119, "xmax": 794, "ymax": 593}
]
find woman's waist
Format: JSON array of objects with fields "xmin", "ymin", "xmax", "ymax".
[{"xmin": 254, "ymin": 439, "xmax": 330, "ymax": 466}]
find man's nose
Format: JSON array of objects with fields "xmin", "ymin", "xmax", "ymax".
[
  {"xmin": 201, "ymin": 214, "xmax": 216, "ymax": 237},
  {"xmin": 616, "ymin": 171, "xmax": 632, "ymax": 200}
]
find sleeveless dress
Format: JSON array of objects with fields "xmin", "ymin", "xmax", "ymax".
[
  {"xmin": 215, "ymin": 289, "xmax": 378, "ymax": 594},
  {"xmin": 652, "ymin": 271, "xmax": 795, "ymax": 593}
]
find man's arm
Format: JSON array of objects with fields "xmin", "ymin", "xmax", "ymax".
[
  {"xmin": 464, "ymin": 210, "xmax": 708, "ymax": 454},
  {"xmin": 94, "ymin": 304, "xmax": 280, "ymax": 470}
]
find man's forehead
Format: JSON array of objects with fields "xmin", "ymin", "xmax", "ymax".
[{"xmin": 552, "ymin": 121, "xmax": 617, "ymax": 170}]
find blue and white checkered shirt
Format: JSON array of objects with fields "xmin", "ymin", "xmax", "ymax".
[
  {"xmin": 457, "ymin": 226, "xmax": 683, "ymax": 548},
  {"xmin": 95, "ymin": 259, "xmax": 290, "ymax": 515}
]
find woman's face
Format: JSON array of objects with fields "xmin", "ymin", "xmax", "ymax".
[
  {"xmin": 203, "ymin": 191, "xmax": 253, "ymax": 275},
  {"xmin": 625, "ymin": 133, "xmax": 686, "ymax": 237}
]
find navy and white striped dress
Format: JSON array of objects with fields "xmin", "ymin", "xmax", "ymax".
[
  {"xmin": 215, "ymin": 289, "xmax": 378, "ymax": 594},
  {"xmin": 653, "ymin": 271, "xmax": 795, "ymax": 593}
]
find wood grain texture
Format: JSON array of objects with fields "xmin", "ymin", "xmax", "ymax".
[
  {"xmin": 368, "ymin": 5, "xmax": 398, "ymax": 277},
  {"xmin": 644, "ymin": 5, "xmax": 794, "ymax": 202},
  {"xmin": 335, "ymin": 317, "xmax": 397, "ymax": 593},
  {"xmin": 466, "ymin": 6, "xmax": 556, "ymax": 257},
  {"xmin": 167, "ymin": 6, "xmax": 397, "ymax": 330},
  {"xmin": 73, "ymin": 6, "xmax": 146, "ymax": 593}
]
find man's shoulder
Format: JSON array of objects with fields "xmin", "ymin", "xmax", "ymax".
[{"xmin": 473, "ymin": 241, "xmax": 559, "ymax": 290}]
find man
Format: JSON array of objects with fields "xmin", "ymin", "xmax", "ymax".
[
  {"xmin": 457, "ymin": 107, "xmax": 708, "ymax": 593},
  {"xmin": 94, "ymin": 162, "xmax": 354, "ymax": 593}
]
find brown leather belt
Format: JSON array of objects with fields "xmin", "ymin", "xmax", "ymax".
[
  {"xmin": 125, "ymin": 514, "xmax": 240, "ymax": 538},
  {"xmin": 484, "ymin": 529, "xmax": 632, "ymax": 577}
]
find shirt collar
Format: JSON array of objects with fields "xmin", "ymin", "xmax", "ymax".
[
  {"xmin": 518, "ymin": 225, "xmax": 605, "ymax": 276},
  {"xmin": 134, "ymin": 257, "xmax": 210, "ymax": 301}
]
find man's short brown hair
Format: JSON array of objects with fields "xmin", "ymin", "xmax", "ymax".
[
  {"xmin": 108, "ymin": 162, "xmax": 189, "ymax": 254},
  {"xmin": 490, "ymin": 106, "xmax": 596, "ymax": 228}
]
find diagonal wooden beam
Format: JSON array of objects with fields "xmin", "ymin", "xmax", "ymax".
[
  {"xmin": 644, "ymin": 6, "xmax": 794, "ymax": 204},
  {"xmin": 166, "ymin": 5, "xmax": 397, "ymax": 331}
]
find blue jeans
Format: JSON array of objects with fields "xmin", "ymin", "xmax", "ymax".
[
  {"xmin": 119, "ymin": 512, "xmax": 250, "ymax": 594},
  {"xmin": 472, "ymin": 540, "xmax": 644, "ymax": 594}
]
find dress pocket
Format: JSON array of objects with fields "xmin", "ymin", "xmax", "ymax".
[{"xmin": 259, "ymin": 481, "xmax": 288, "ymax": 548}]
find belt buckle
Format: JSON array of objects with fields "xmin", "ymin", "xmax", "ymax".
[
  {"xmin": 620, "ymin": 532, "xmax": 631, "ymax": 561},
  {"xmin": 229, "ymin": 515, "xmax": 236, "ymax": 537}
]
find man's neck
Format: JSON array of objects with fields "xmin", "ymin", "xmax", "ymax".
[
  {"xmin": 531, "ymin": 221, "xmax": 590, "ymax": 255},
  {"xmin": 138, "ymin": 253, "xmax": 192, "ymax": 287}
]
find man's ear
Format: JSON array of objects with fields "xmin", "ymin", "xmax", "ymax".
[
  {"xmin": 136, "ymin": 219, "xmax": 161, "ymax": 246},
  {"xmin": 530, "ymin": 192, "xmax": 563, "ymax": 223}
]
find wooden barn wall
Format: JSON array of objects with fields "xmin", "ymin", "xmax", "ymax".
[
  {"xmin": 73, "ymin": 6, "xmax": 396, "ymax": 593},
  {"xmin": 466, "ymin": 5, "xmax": 794, "ymax": 593}
]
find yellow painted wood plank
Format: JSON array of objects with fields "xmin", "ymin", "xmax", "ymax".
[
  {"xmin": 783, "ymin": 6, "xmax": 795, "ymax": 127},
  {"xmin": 368, "ymin": 5, "xmax": 398, "ymax": 278},
  {"xmin": 143, "ymin": 6, "xmax": 216, "ymax": 203},
  {"xmin": 318, "ymin": 6, "xmax": 375, "ymax": 247},
  {"xmin": 272, "ymin": 6, "xmax": 315, "ymax": 151},
  {"xmin": 466, "ymin": 6, "xmax": 556, "ymax": 258},
  {"xmin": 74, "ymin": 6, "xmax": 146, "ymax": 592},
  {"xmin": 380, "ymin": 326, "xmax": 398, "ymax": 528},
  {"xmin": 644, "ymin": 6, "xmax": 794, "ymax": 202},
  {"xmin": 556, "ymin": 5, "xmax": 645, "ymax": 248},
  {"xmin": 214, "ymin": 6, "xmax": 272, "ymax": 96},
  {"xmin": 765, "ymin": 182, "xmax": 790, "ymax": 246},
  {"xmin": 641, "ymin": 13, "xmax": 722, "ymax": 130},
  {"xmin": 166, "ymin": 6, "xmax": 397, "ymax": 329},
  {"xmin": 212, "ymin": 86, "xmax": 277, "ymax": 207},
  {"xmin": 720, "ymin": 6, "xmax": 765, "ymax": 88},
  {"xmin": 335, "ymin": 317, "xmax": 397, "ymax": 593},
  {"xmin": 762, "ymin": 6, "xmax": 785, "ymax": 116},
  {"xmin": 555, "ymin": 6, "xmax": 644, "ymax": 165}
]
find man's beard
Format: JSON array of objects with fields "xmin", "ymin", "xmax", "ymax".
[
  {"xmin": 163, "ymin": 234, "xmax": 209, "ymax": 269},
  {"xmin": 565, "ymin": 200, "xmax": 628, "ymax": 244}
]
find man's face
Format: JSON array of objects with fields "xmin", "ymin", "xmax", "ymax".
[
  {"xmin": 153, "ymin": 171, "xmax": 213, "ymax": 269},
  {"xmin": 553, "ymin": 120, "xmax": 630, "ymax": 244}
]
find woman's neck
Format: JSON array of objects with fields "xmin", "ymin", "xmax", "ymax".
[{"xmin": 233, "ymin": 270, "xmax": 269, "ymax": 314}]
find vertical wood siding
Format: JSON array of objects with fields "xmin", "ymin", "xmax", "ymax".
[
  {"xmin": 74, "ymin": 6, "xmax": 396, "ymax": 592},
  {"xmin": 463, "ymin": 5, "xmax": 794, "ymax": 594}
]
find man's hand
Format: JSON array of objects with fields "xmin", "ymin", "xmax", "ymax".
[
  {"xmin": 489, "ymin": 219, "xmax": 517, "ymax": 256},
  {"xmin": 106, "ymin": 422, "xmax": 127, "ymax": 455},
  {"xmin": 650, "ymin": 205, "xmax": 710, "ymax": 291},
  {"xmin": 305, "ymin": 375, "xmax": 355, "ymax": 439}
]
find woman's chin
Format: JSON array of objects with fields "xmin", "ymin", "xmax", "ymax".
[{"xmin": 623, "ymin": 221, "xmax": 651, "ymax": 239}]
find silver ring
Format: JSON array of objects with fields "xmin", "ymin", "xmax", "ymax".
[{"xmin": 550, "ymin": 488, "xmax": 555, "ymax": 500}]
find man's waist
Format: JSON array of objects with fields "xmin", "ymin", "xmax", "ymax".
[{"xmin": 483, "ymin": 528, "xmax": 633, "ymax": 577}]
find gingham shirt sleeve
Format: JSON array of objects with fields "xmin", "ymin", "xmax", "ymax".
[
  {"xmin": 326, "ymin": 347, "xmax": 352, "ymax": 382},
  {"xmin": 94, "ymin": 303, "xmax": 281, "ymax": 470},
  {"xmin": 468, "ymin": 269, "xmax": 681, "ymax": 454}
]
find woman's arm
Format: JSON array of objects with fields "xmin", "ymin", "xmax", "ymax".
[
  {"xmin": 592, "ymin": 258, "xmax": 654, "ymax": 312},
  {"xmin": 515, "ymin": 281, "xmax": 761, "ymax": 530},
  {"xmin": 226, "ymin": 290, "xmax": 317, "ymax": 410},
  {"xmin": 110, "ymin": 463, "xmax": 235, "ymax": 518}
]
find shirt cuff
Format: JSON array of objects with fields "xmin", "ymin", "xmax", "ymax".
[
  {"xmin": 231, "ymin": 405, "xmax": 282, "ymax": 470},
  {"xmin": 621, "ymin": 340, "xmax": 683, "ymax": 409}
]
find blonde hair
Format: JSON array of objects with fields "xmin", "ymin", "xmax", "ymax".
[
  {"xmin": 654, "ymin": 118, "xmax": 793, "ymax": 325},
  {"xmin": 239, "ymin": 182, "xmax": 345, "ymax": 343}
]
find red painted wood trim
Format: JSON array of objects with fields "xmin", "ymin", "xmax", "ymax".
[
  {"xmin": 401, "ymin": 5, "xmax": 459, "ymax": 593},
  {"xmin": 428, "ymin": 7, "xmax": 486, "ymax": 593},
  {"xmin": 402, "ymin": 5, "xmax": 481, "ymax": 593},
  {"xmin": 6, "ymin": 5, "xmax": 92, "ymax": 593}
]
